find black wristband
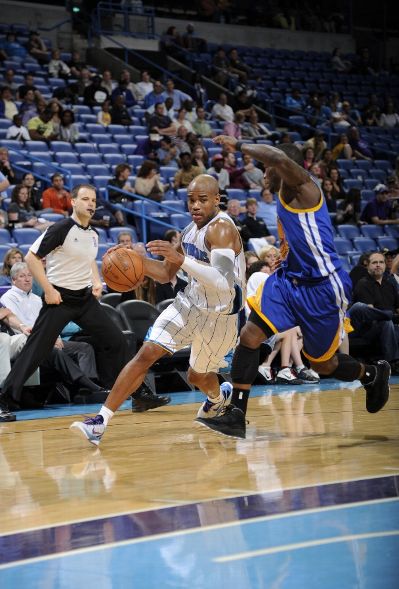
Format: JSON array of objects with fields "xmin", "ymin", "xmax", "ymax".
[{"xmin": 236, "ymin": 141, "xmax": 244, "ymax": 152}]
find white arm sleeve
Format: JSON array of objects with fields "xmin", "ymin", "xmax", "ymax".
[{"xmin": 181, "ymin": 248, "xmax": 235, "ymax": 292}]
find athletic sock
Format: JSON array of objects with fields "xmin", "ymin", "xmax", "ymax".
[
  {"xmin": 360, "ymin": 365, "xmax": 377, "ymax": 385},
  {"xmin": 99, "ymin": 405, "xmax": 114, "ymax": 426},
  {"xmin": 295, "ymin": 364, "xmax": 305, "ymax": 372},
  {"xmin": 208, "ymin": 392, "xmax": 223, "ymax": 405},
  {"xmin": 231, "ymin": 388, "xmax": 249, "ymax": 415}
]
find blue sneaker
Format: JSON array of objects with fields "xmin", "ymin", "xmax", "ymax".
[
  {"xmin": 70, "ymin": 415, "xmax": 105, "ymax": 446},
  {"xmin": 196, "ymin": 381, "xmax": 233, "ymax": 419}
]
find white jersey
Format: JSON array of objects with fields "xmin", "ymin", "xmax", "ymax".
[{"xmin": 180, "ymin": 211, "xmax": 246, "ymax": 314}]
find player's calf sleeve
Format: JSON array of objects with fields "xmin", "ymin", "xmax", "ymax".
[
  {"xmin": 329, "ymin": 353, "xmax": 363, "ymax": 382},
  {"xmin": 230, "ymin": 344, "xmax": 261, "ymax": 415}
]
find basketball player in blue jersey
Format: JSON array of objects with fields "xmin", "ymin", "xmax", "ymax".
[
  {"xmin": 195, "ymin": 136, "xmax": 390, "ymax": 438},
  {"xmin": 71, "ymin": 174, "xmax": 247, "ymax": 445}
]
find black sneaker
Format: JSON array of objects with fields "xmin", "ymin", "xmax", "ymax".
[
  {"xmin": 0, "ymin": 395, "xmax": 16, "ymax": 422},
  {"xmin": 195, "ymin": 404, "xmax": 246, "ymax": 439},
  {"xmin": 132, "ymin": 385, "xmax": 171, "ymax": 412},
  {"xmin": 361, "ymin": 360, "xmax": 391, "ymax": 413}
]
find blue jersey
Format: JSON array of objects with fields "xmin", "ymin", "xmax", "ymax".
[{"xmin": 277, "ymin": 178, "xmax": 342, "ymax": 280}]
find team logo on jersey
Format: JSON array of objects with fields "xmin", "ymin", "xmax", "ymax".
[{"xmin": 182, "ymin": 242, "xmax": 209, "ymax": 262}]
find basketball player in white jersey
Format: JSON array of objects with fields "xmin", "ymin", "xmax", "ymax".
[{"xmin": 71, "ymin": 174, "xmax": 247, "ymax": 444}]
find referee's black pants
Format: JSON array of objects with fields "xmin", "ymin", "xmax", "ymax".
[{"xmin": 2, "ymin": 286, "xmax": 129, "ymax": 403}]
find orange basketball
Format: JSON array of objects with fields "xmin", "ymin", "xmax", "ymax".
[{"xmin": 102, "ymin": 247, "xmax": 145, "ymax": 292}]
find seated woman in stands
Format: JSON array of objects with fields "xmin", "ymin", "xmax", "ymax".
[
  {"xmin": 8, "ymin": 185, "xmax": 52, "ymax": 232},
  {"xmin": 134, "ymin": 160, "xmax": 167, "ymax": 202},
  {"xmin": 0, "ymin": 247, "xmax": 24, "ymax": 286}
]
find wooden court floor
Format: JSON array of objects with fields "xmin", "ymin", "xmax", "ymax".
[{"xmin": 0, "ymin": 381, "xmax": 398, "ymax": 588}]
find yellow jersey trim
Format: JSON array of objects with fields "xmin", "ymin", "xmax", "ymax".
[
  {"xmin": 278, "ymin": 185, "xmax": 323, "ymax": 214},
  {"xmin": 247, "ymin": 295, "xmax": 279, "ymax": 335},
  {"xmin": 303, "ymin": 321, "xmax": 342, "ymax": 363}
]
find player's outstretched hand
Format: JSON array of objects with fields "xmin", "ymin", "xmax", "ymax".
[
  {"xmin": 213, "ymin": 135, "xmax": 238, "ymax": 149},
  {"xmin": 146, "ymin": 240, "xmax": 184, "ymax": 265}
]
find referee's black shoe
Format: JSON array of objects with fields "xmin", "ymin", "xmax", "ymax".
[
  {"xmin": 195, "ymin": 404, "xmax": 246, "ymax": 439},
  {"xmin": 132, "ymin": 384, "xmax": 171, "ymax": 412},
  {"xmin": 0, "ymin": 394, "xmax": 16, "ymax": 422},
  {"xmin": 361, "ymin": 360, "xmax": 391, "ymax": 413}
]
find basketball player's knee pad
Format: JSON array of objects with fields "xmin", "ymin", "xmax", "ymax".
[
  {"xmin": 231, "ymin": 344, "xmax": 260, "ymax": 384},
  {"xmin": 329, "ymin": 353, "xmax": 362, "ymax": 382}
]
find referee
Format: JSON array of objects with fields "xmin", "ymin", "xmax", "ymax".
[{"xmin": 0, "ymin": 184, "xmax": 129, "ymax": 421}]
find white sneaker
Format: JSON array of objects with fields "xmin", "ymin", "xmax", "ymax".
[
  {"xmin": 70, "ymin": 415, "xmax": 105, "ymax": 446},
  {"xmin": 196, "ymin": 382, "xmax": 233, "ymax": 419},
  {"xmin": 276, "ymin": 367, "xmax": 303, "ymax": 385},
  {"xmin": 258, "ymin": 365, "xmax": 275, "ymax": 383},
  {"xmin": 296, "ymin": 367, "xmax": 320, "ymax": 383}
]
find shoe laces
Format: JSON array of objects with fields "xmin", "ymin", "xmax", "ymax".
[{"xmin": 84, "ymin": 415, "xmax": 104, "ymax": 425}]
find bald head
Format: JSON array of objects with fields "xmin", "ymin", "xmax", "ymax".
[{"xmin": 188, "ymin": 174, "xmax": 219, "ymax": 196}]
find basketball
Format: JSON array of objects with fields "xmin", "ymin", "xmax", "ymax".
[{"xmin": 102, "ymin": 247, "xmax": 145, "ymax": 292}]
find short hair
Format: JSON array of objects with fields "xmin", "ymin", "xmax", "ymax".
[
  {"xmin": 248, "ymin": 260, "xmax": 270, "ymax": 277},
  {"xmin": 51, "ymin": 173, "xmax": 63, "ymax": 182},
  {"xmin": 117, "ymin": 231, "xmax": 133, "ymax": 243},
  {"xmin": 10, "ymin": 262, "xmax": 29, "ymax": 280},
  {"xmin": 115, "ymin": 163, "xmax": 131, "ymax": 177},
  {"xmin": 279, "ymin": 143, "xmax": 304, "ymax": 166},
  {"xmin": 71, "ymin": 183, "xmax": 96, "ymax": 199},
  {"xmin": 246, "ymin": 197, "xmax": 257, "ymax": 207}
]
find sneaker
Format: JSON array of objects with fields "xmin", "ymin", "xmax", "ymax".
[
  {"xmin": 275, "ymin": 367, "xmax": 304, "ymax": 385},
  {"xmin": 132, "ymin": 384, "xmax": 171, "ymax": 412},
  {"xmin": 195, "ymin": 404, "xmax": 246, "ymax": 439},
  {"xmin": 0, "ymin": 395, "xmax": 16, "ymax": 422},
  {"xmin": 196, "ymin": 381, "xmax": 233, "ymax": 419},
  {"xmin": 361, "ymin": 360, "xmax": 390, "ymax": 413},
  {"xmin": 70, "ymin": 415, "xmax": 105, "ymax": 446},
  {"xmin": 258, "ymin": 365, "xmax": 275, "ymax": 383},
  {"xmin": 296, "ymin": 367, "xmax": 320, "ymax": 383}
]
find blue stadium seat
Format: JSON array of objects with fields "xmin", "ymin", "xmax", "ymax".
[
  {"xmin": 108, "ymin": 125, "xmax": 126, "ymax": 135},
  {"xmin": 339, "ymin": 257, "xmax": 351, "ymax": 272},
  {"xmin": 126, "ymin": 155, "xmax": 144, "ymax": 169},
  {"xmin": 353, "ymin": 160, "xmax": 372, "ymax": 170},
  {"xmin": 374, "ymin": 160, "xmax": 391, "ymax": 171},
  {"xmin": 364, "ymin": 179, "xmax": 380, "ymax": 190},
  {"xmin": 13, "ymin": 228, "xmax": 41, "ymax": 245},
  {"xmin": 162, "ymin": 200, "xmax": 185, "ymax": 213},
  {"xmin": 87, "ymin": 164, "xmax": 110, "ymax": 178},
  {"xmin": 343, "ymin": 179, "xmax": 363, "ymax": 191},
  {"xmin": 360, "ymin": 189, "xmax": 375, "ymax": 202},
  {"xmin": 103, "ymin": 153, "xmax": 125, "ymax": 167},
  {"xmin": 39, "ymin": 213, "xmax": 64, "ymax": 222},
  {"xmin": 96, "ymin": 243, "xmax": 110, "ymax": 260},
  {"xmin": 336, "ymin": 225, "xmax": 360, "ymax": 240},
  {"xmin": 54, "ymin": 152, "xmax": 79, "ymax": 165},
  {"xmin": 113, "ymin": 135, "xmax": 133, "ymax": 146},
  {"xmin": 0, "ymin": 120, "xmax": 11, "ymax": 129},
  {"xmin": 74, "ymin": 105, "xmax": 92, "ymax": 115},
  {"xmin": 336, "ymin": 159, "xmax": 352, "ymax": 170},
  {"xmin": 49, "ymin": 141, "xmax": 74, "ymax": 153},
  {"xmin": 26, "ymin": 141, "xmax": 48, "ymax": 152},
  {"xmin": 92, "ymin": 176, "xmax": 111, "ymax": 190},
  {"xmin": 170, "ymin": 213, "xmax": 191, "ymax": 230},
  {"xmin": 90, "ymin": 133, "xmax": 112, "ymax": 144},
  {"xmin": 108, "ymin": 226, "xmax": 138, "ymax": 243},
  {"xmin": 79, "ymin": 153, "xmax": 103, "ymax": 166},
  {"xmin": 86, "ymin": 123, "xmax": 107, "ymax": 134},
  {"xmin": 369, "ymin": 169, "xmax": 386, "ymax": 182},
  {"xmin": 177, "ymin": 188, "xmax": 187, "ymax": 200},
  {"xmin": 0, "ymin": 229, "xmax": 12, "ymax": 245},
  {"xmin": 350, "ymin": 168, "xmax": 368, "ymax": 180},
  {"xmin": 71, "ymin": 174, "xmax": 90, "ymax": 184},
  {"xmin": 62, "ymin": 163, "xmax": 86, "ymax": 175},
  {"xmin": 98, "ymin": 144, "xmax": 120, "ymax": 154},
  {"xmin": 132, "ymin": 200, "xmax": 163, "ymax": 216},
  {"xmin": 129, "ymin": 125, "xmax": 147, "ymax": 136},
  {"xmin": 75, "ymin": 143, "xmax": 98, "ymax": 154},
  {"xmin": 334, "ymin": 238, "xmax": 353, "ymax": 255},
  {"xmin": 95, "ymin": 227, "xmax": 108, "ymax": 243},
  {"xmin": 376, "ymin": 237, "xmax": 398, "ymax": 250},
  {"xmin": 79, "ymin": 114, "xmax": 97, "ymax": 125},
  {"xmin": 360, "ymin": 225, "xmax": 385, "ymax": 239},
  {"xmin": 352, "ymin": 237, "xmax": 376, "ymax": 252},
  {"xmin": 226, "ymin": 189, "xmax": 246, "ymax": 199},
  {"xmin": 384, "ymin": 226, "xmax": 399, "ymax": 238},
  {"xmin": 29, "ymin": 152, "xmax": 53, "ymax": 162}
]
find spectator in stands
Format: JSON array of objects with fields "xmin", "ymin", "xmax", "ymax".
[
  {"xmin": 27, "ymin": 107, "xmax": 58, "ymax": 143},
  {"xmin": 111, "ymin": 79, "xmax": 136, "ymax": 109},
  {"xmin": 0, "ymin": 86, "xmax": 18, "ymax": 121},
  {"xmin": 258, "ymin": 244, "xmax": 280, "ymax": 271},
  {"xmin": 174, "ymin": 107, "xmax": 194, "ymax": 134},
  {"xmin": 192, "ymin": 145, "xmax": 208, "ymax": 172},
  {"xmin": 332, "ymin": 100, "xmax": 362, "ymax": 129},
  {"xmin": 134, "ymin": 160, "xmax": 167, "ymax": 202},
  {"xmin": 111, "ymin": 94, "xmax": 132, "ymax": 126},
  {"xmin": 318, "ymin": 148, "xmax": 334, "ymax": 179},
  {"xmin": 101, "ymin": 69, "xmax": 114, "ymax": 95},
  {"xmin": 360, "ymin": 184, "xmax": 399, "ymax": 226},
  {"xmin": 76, "ymin": 67, "xmax": 92, "ymax": 98},
  {"xmin": 304, "ymin": 130, "xmax": 327, "ymax": 161},
  {"xmin": 0, "ymin": 166, "xmax": 10, "ymax": 203},
  {"xmin": 191, "ymin": 73, "xmax": 208, "ymax": 108},
  {"xmin": 68, "ymin": 50, "xmax": 86, "ymax": 78},
  {"xmin": 354, "ymin": 47, "xmax": 377, "ymax": 76},
  {"xmin": 3, "ymin": 69, "xmax": 18, "ymax": 97},
  {"xmin": 0, "ymin": 147, "xmax": 16, "ymax": 184},
  {"xmin": 285, "ymin": 88, "xmax": 306, "ymax": 111},
  {"xmin": 58, "ymin": 109, "xmax": 79, "ymax": 143},
  {"xmin": 232, "ymin": 88, "xmax": 255, "ymax": 113},
  {"xmin": 21, "ymin": 172, "xmax": 42, "ymax": 210},
  {"xmin": 42, "ymin": 173, "xmax": 71, "ymax": 216},
  {"xmin": 328, "ymin": 167, "xmax": 346, "ymax": 199},
  {"xmin": 349, "ymin": 253, "xmax": 370, "ymax": 288},
  {"xmin": 331, "ymin": 48, "xmax": 351, "ymax": 73},
  {"xmin": 322, "ymin": 178, "xmax": 336, "ymax": 212},
  {"xmin": 8, "ymin": 185, "xmax": 52, "ymax": 231},
  {"xmin": 303, "ymin": 146, "xmax": 315, "ymax": 170},
  {"xmin": 182, "ymin": 23, "xmax": 207, "ymax": 52},
  {"xmin": 224, "ymin": 152, "xmax": 250, "ymax": 190},
  {"xmin": 305, "ymin": 93, "xmax": 331, "ymax": 127},
  {"xmin": 108, "ymin": 164, "xmax": 135, "ymax": 203},
  {"xmin": 192, "ymin": 106, "xmax": 213, "ymax": 138},
  {"xmin": 379, "ymin": 99, "xmax": 399, "ymax": 129},
  {"xmin": 84, "ymin": 75, "xmax": 109, "ymax": 107},
  {"xmin": 136, "ymin": 70, "xmax": 153, "ymax": 100},
  {"xmin": 0, "ymin": 247, "xmax": 24, "ymax": 286},
  {"xmin": 135, "ymin": 130, "xmax": 161, "ymax": 161},
  {"xmin": 97, "ymin": 99, "xmax": 111, "ymax": 127},
  {"xmin": 224, "ymin": 111, "xmax": 244, "ymax": 139},
  {"xmin": 257, "ymin": 187, "xmax": 278, "ymax": 227},
  {"xmin": 117, "ymin": 231, "xmax": 135, "ymax": 247},
  {"xmin": 48, "ymin": 49, "xmax": 71, "ymax": 79},
  {"xmin": 331, "ymin": 133, "xmax": 353, "ymax": 160},
  {"xmin": 348, "ymin": 126, "xmax": 372, "ymax": 160},
  {"xmin": 162, "ymin": 79, "xmax": 192, "ymax": 111},
  {"xmin": 242, "ymin": 109, "xmax": 273, "ymax": 140},
  {"xmin": 336, "ymin": 187, "xmax": 361, "ymax": 225},
  {"xmin": 48, "ymin": 98, "xmax": 63, "ymax": 136},
  {"xmin": 0, "ymin": 32, "xmax": 27, "ymax": 60},
  {"xmin": 19, "ymin": 89, "xmax": 38, "ymax": 125},
  {"xmin": 383, "ymin": 250, "xmax": 399, "ymax": 291},
  {"xmin": 226, "ymin": 198, "xmax": 248, "ymax": 243},
  {"xmin": 90, "ymin": 195, "xmax": 124, "ymax": 229},
  {"xmin": 119, "ymin": 69, "xmax": 140, "ymax": 102},
  {"xmin": 350, "ymin": 251, "xmax": 399, "ymax": 370},
  {"xmin": 6, "ymin": 113, "xmax": 30, "ymax": 142},
  {"xmin": 17, "ymin": 72, "xmax": 41, "ymax": 101},
  {"xmin": 173, "ymin": 152, "xmax": 201, "ymax": 189},
  {"xmin": 156, "ymin": 136, "xmax": 178, "ymax": 167},
  {"xmin": 207, "ymin": 153, "xmax": 229, "ymax": 190},
  {"xmin": 242, "ymin": 153, "xmax": 265, "ymax": 189},
  {"xmin": 387, "ymin": 176, "xmax": 399, "ymax": 199},
  {"xmin": 309, "ymin": 162, "xmax": 322, "ymax": 180},
  {"xmin": 211, "ymin": 92, "xmax": 234, "ymax": 123},
  {"xmin": 212, "ymin": 47, "xmax": 231, "ymax": 86},
  {"xmin": 228, "ymin": 48, "xmax": 251, "ymax": 82},
  {"xmin": 144, "ymin": 80, "xmax": 164, "ymax": 110},
  {"xmin": 148, "ymin": 102, "xmax": 176, "ymax": 137},
  {"xmin": 362, "ymin": 94, "xmax": 381, "ymax": 124},
  {"xmin": 27, "ymin": 31, "xmax": 48, "ymax": 64},
  {"xmin": 242, "ymin": 198, "xmax": 276, "ymax": 245},
  {"xmin": 160, "ymin": 26, "xmax": 183, "ymax": 59}
]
